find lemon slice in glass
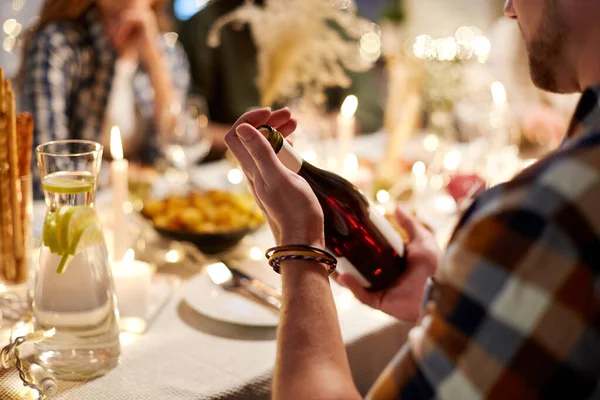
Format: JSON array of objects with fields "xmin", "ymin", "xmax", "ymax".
[{"xmin": 42, "ymin": 173, "xmax": 95, "ymax": 195}]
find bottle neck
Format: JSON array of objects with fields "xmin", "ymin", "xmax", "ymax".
[{"xmin": 260, "ymin": 126, "xmax": 303, "ymax": 174}]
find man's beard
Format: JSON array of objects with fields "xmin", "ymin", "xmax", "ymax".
[
  {"xmin": 527, "ymin": 38, "xmax": 561, "ymax": 92},
  {"xmin": 523, "ymin": 4, "xmax": 568, "ymax": 93}
]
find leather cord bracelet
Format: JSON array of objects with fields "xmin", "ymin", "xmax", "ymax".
[{"xmin": 265, "ymin": 245, "xmax": 337, "ymax": 275}]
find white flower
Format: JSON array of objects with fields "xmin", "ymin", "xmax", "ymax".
[{"xmin": 208, "ymin": 0, "xmax": 374, "ymax": 107}]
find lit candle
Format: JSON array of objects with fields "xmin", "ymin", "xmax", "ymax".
[
  {"xmin": 490, "ymin": 81, "xmax": 509, "ymax": 146},
  {"xmin": 337, "ymin": 95, "xmax": 358, "ymax": 173},
  {"xmin": 110, "ymin": 126, "xmax": 129, "ymax": 261},
  {"xmin": 412, "ymin": 161, "xmax": 428, "ymax": 203},
  {"xmin": 343, "ymin": 153, "xmax": 359, "ymax": 182},
  {"xmin": 375, "ymin": 189, "xmax": 392, "ymax": 214},
  {"xmin": 112, "ymin": 250, "xmax": 152, "ymax": 318}
]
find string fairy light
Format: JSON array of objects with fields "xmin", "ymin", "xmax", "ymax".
[
  {"xmin": 2, "ymin": 0, "xmax": 30, "ymax": 54},
  {"xmin": 1, "ymin": 328, "xmax": 58, "ymax": 399},
  {"xmin": 411, "ymin": 26, "xmax": 491, "ymax": 63}
]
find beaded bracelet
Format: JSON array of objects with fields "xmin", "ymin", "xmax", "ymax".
[{"xmin": 265, "ymin": 245, "xmax": 338, "ymax": 275}]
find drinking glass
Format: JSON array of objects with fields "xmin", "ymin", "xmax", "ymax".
[
  {"xmin": 161, "ymin": 96, "xmax": 212, "ymax": 185},
  {"xmin": 33, "ymin": 140, "xmax": 120, "ymax": 380}
]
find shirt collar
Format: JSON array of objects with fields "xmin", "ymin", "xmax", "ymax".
[{"xmin": 565, "ymin": 85, "xmax": 600, "ymax": 143}]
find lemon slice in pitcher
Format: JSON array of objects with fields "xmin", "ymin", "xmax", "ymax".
[
  {"xmin": 43, "ymin": 212, "xmax": 61, "ymax": 255},
  {"xmin": 55, "ymin": 206, "xmax": 104, "ymax": 274}
]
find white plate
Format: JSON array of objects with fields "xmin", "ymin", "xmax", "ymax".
[
  {"xmin": 182, "ymin": 261, "xmax": 349, "ymax": 328},
  {"xmin": 182, "ymin": 261, "xmax": 281, "ymax": 327}
]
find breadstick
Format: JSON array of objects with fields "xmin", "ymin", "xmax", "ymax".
[
  {"xmin": 0, "ymin": 75, "xmax": 14, "ymax": 280},
  {"xmin": 6, "ymin": 82, "xmax": 24, "ymax": 283},
  {"xmin": 0, "ymin": 68, "xmax": 4, "ymax": 112},
  {"xmin": 16, "ymin": 113, "xmax": 33, "ymax": 283},
  {"xmin": 16, "ymin": 113, "xmax": 33, "ymax": 178}
]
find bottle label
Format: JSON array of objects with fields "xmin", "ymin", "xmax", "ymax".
[
  {"xmin": 276, "ymin": 139, "xmax": 303, "ymax": 174},
  {"xmin": 368, "ymin": 206, "xmax": 406, "ymax": 257},
  {"xmin": 335, "ymin": 256, "xmax": 372, "ymax": 288}
]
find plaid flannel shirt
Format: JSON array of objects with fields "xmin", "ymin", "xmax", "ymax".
[
  {"xmin": 20, "ymin": 7, "xmax": 189, "ymax": 162},
  {"xmin": 368, "ymin": 87, "xmax": 600, "ymax": 399}
]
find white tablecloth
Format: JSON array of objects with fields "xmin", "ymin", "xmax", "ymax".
[{"xmin": 1, "ymin": 281, "xmax": 411, "ymax": 399}]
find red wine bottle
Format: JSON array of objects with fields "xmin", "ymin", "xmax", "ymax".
[{"xmin": 258, "ymin": 125, "xmax": 406, "ymax": 290}]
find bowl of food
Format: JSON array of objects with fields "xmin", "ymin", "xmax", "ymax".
[{"xmin": 141, "ymin": 190, "xmax": 265, "ymax": 254}]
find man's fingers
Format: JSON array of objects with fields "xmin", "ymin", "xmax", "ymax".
[
  {"xmin": 266, "ymin": 107, "xmax": 292, "ymax": 129},
  {"xmin": 335, "ymin": 274, "xmax": 377, "ymax": 308},
  {"xmin": 276, "ymin": 118, "xmax": 297, "ymax": 137},
  {"xmin": 235, "ymin": 123, "xmax": 287, "ymax": 186},
  {"xmin": 231, "ymin": 108, "xmax": 272, "ymax": 134},
  {"xmin": 394, "ymin": 206, "xmax": 421, "ymax": 240},
  {"xmin": 224, "ymin": 126, "xmax": 261, "ymax": 184}
]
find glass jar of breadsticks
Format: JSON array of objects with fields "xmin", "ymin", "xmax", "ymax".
[{"xmin": 0, "ymin": 68, "xmax": 34, "ymax": 328}]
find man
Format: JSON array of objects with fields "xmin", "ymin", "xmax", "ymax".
[
  {"xmin": 225, "ymin": 0, "xmax": 600, "ymax": 398},
  {"xmin": 178, "ymin": 0, "xmax": 384, "ymax": 159}
]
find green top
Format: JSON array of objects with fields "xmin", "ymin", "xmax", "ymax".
[{"xmin": 178, "ymin": 0, "xmax": 384, "ymax": 133}]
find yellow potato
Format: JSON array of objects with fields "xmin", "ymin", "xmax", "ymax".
[
  {"xmin": 153, "ymin": 215, "xmax": 171, "ymax": 229},
  {"xmin": 229, "ymin": 195, "xmax": 253, "ymax": 214},
  {"xmin": 214, "ymin": 205, "xmax": 234, "ymax": 223},
  {"xmin": 180, "ymin": 207, "xmax": 204, "ymax": 227},
  {"xmin": 167, "ymin": 195, "xmax": 190, "ymax": 210},
  {"xmin": 143, "ymin": 199, "xmax": 166, "ymax": 218},
  {"xmin": 147, "ymin": 190, "xmax": 265, "ymax": 233}
]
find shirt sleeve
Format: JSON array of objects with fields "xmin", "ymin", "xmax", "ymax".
[
  {"xmin": 20, "ymin": 24, "xmax": 76, "ymax": 149},
  {"xmin": 368, "ymin": 187, "xmax": 599, "ymax": 399}
]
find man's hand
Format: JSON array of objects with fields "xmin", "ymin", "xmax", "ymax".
[
  {"xmin": 224, "ymin": 108, "xmax": 325, "ymax": 247},
  {"xmin": 336, "ymin": 207, "xmax": 441, "ymax": 322}
]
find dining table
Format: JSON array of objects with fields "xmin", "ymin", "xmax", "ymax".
[{"xmin": 0, "ymin": 132, "xmax": 419, "ymax": 399}]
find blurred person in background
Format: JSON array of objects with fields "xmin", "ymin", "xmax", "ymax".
[
  {"xmin": 177, "ymin": 0, "xmax": 384, "ymax": 161},
  {"xmin": 19, "ymin": 0, "xmax": 189, "ymax": 164}
]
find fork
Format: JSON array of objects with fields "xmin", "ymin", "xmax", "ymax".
[{"xmin": 206, "ymin": 262, "xmax": 281, "ymax": 313}]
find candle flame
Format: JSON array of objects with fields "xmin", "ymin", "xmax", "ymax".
[
  {"xmin": 443, "ymin": 150, "xmax": 462, "ymax": 171},
  {"xmin": 376, "ymin": 190, "xmax": 390, "ymax": 204},
  {"xmin": 110, "ymin": 126, "xmax": 124, "ymax": 160},
  {"xmin": 341, "ymin": 95, "xmax": 358, "ymax": 117},
  {"xmin": 343, "ymin": 153, "xmax": 359, "ymax": 177},
  {"xmin": 491, "ymin": 81, "xmax": 507, "ymax": 106},
  {"xmin": 412, "ymin": 161, "xmax": 426, "ymax": 176},
  {"xmin": 123, "ymin": 248, "xmax": 135, "ymax": 263},
  {"xmin": 249, "ymin": 246, "xmax": 263, "ymax": 261}
]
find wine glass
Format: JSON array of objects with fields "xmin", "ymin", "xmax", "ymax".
[{"xmin": 160, "ymin": 95, "xmax": 212, "ymax": 187}]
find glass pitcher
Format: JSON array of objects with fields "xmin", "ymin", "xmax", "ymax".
[{"xmin": 33, "ymin": 140, "xmax": 120, "ymax": 380}]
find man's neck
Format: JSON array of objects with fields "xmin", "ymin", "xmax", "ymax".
[
  {"xmin": 575, "ymin": 25, "xmax": 600, "ymax": 91},
  {"xmin": 578, "ymin": 58, "xmax": 600, "ymax": 92}
]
